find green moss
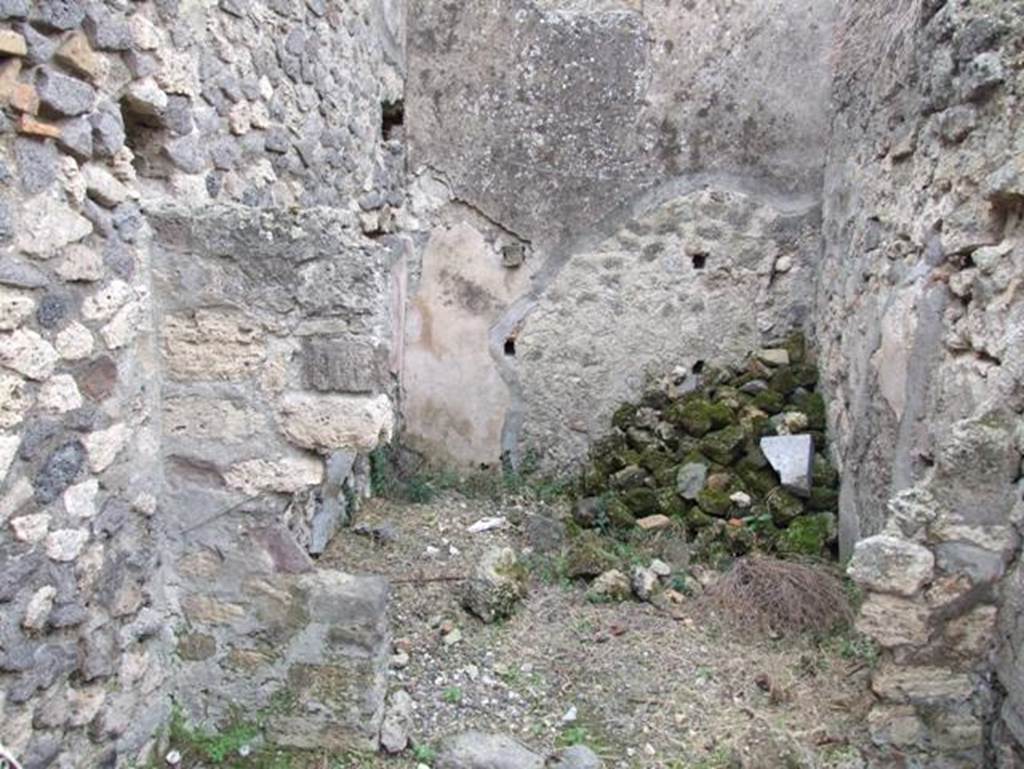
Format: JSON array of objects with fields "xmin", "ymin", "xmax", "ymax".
[
  {"xmin": 699, "ymin": 425, "xmax": 746, "ymax": 464},
  {"xmin": 580, "ymin": 466, "xmax": 608, "ymax": 496},
  {"xmin": 809, "ymin": 486, "xmax": 840, "ymax": 512},
  {"xmin": 685, "ymin": 507, "xmax": 716, "ymax": 531},
  {"xmin": 785, "ymin": 332, "xmax": 807, "ymax": 364},
  {"xmin": 606, "ymin": 495, "xmax": 638, "ymax": 529},
  {"xmin": 753, "ymin": 389, "xmax": 785, "ymax": 414},
  {"xmin": 639, "ymin": 447, "xmax": 675, "ymax": 474},
  {"xmin": 611, "ymin": 403, "xmax": 637, "ymax": 430},
  {"xmin": 566, "ymin": 531, "xmax": 620, "ymax": 578},
  {"xmin": 778, "ymin": 513, "xmax": 835, "ymax": 556},
  {"xmin": 736, "ymin": 465, "xmax": 778, "ymax": 497},
  {"xmin": 653, "ymin": 463, "xmax": 680, "ymax": 487},
  {"xmin": 766, "ymin": 486, "xmax": 804, "ymax": 525},
  {"xmin": 667, "ymin": 398, "xmax": 724, "ymax": 437},
  {"xmin": 696, "ymin": 487, "xmax": 732, "ymax": 517},
  {"xmin": 657, "ymin": 487, "xmax": 688, "ymax": 518},
  {"xmin": 812, "ymin": 453, "xmax": 839, "ymax": 489},
  {"xmin": 621, "ymin": 487, "xmax": 659, "ymax": 517}
]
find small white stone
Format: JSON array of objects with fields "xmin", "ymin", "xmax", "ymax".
[
  {"xmin": 774, "ymin": 254, "xmax": 794, "ymax": 273},
  {"xmin": 10, "ymin": 513, "xmax": 50, "ymax": 543},
  {"xmin": 0, "ymin": 371, "xmax": 28, "ymax": 429},
  {"xmin": 45, "ymin": 528, "xmax": 90, "ymax": 562},
  {"xmin": 55, "ymin": 322, "xmax": 94, "ymax": 360},
  {"xmin": 101, "ymin": 300, "xmax": 143, "ymax": 349},
  {"xmin": 56, "ymin": 244, "xmax": 105, "ymax": 282},
  {"xmin": 0, "ymin": 431, "xmax": 19, "ymax": 484},
  {"xmin": 0, "ymin": 478, "xmax": 33, "ymax": 524},
  {"xmin": 650, "ymin": 558, "xmax": 672, "ymax": 577},
  {"xmin": 165, "ymin": 749, "xmax": 182, "ymax": 766},
  {"xmin": 22, "ymin": 585, "xmax": 56, "ymax": 630},
  {"xmin": 729, "ymin": 491, "xmax": 752, "ymax": 508},
  {"xmin": 228, "ymin": 101, "xmax": 251, "ymax": 135},
  {"xmin": 0, "ymin": 287, "xmax": 35, "ymax": 330},
  {"xmin": 83, "ymin": 422, "xmax": 129, "ymax": 472},
  {"xmin": 132, "ymin": 492, "xmax": 157, "ymax": 515},
  {"xmin": 38, "ymin": 374, "xmax": 83, "ymax": 413},
  {"xmin": 16, "ymin": 194, "xmax": 93, "ymax": 259},
  {"xmin": 81, "ymin": 164, "xmax": 129, "ymax": 208},
  {"xmin": 0, "ymin": 328, "xmax": 58, "ymax": 380},
  {"xmin": 64, "ymin": 478, "xmax": 99, "ymax": 519},
  {"xmin": 82, "ymin": 280, "xmax": 133, "ymax": 322}
]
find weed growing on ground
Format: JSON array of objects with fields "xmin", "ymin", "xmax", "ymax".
[{"xmin": 441, "ymin": 685, "xmax": 463, "ymax": 704}]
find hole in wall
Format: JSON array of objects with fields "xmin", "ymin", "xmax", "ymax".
[
  {"xmin": 692, "ymin": 360, "xmax": 705, "ymax": 375},
  {"xmin": 691, "ymin": 252, "xmax": 708, "ymax": 270},
  {"xmin": 504, "ymin": 337, "xmax": 516, "ymax": 357},
  {"xmin": 382, "ymin": 99, "xmax": 404, "ymax": 141}
]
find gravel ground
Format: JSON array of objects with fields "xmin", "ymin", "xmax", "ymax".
[{"xmin": 314, "ymin": 491, "xmax": 877, "ymax": 769}]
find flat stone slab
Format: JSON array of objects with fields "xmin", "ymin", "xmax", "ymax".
[{"xmin": 760, "ymin": 434, "xmax": 814, "ymax": 497}]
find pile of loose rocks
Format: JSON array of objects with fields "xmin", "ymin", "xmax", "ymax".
[{"xmin": 572, "ymin": 334, "xmax": 840, "ymax": 563}]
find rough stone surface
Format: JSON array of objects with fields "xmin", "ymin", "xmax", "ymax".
[
  {"xmin": 848, "ymin": 535, "xmax": 935, "ymax": 597},
  {"xmin": 277, "ymin": 393, "xmax": 394, "ymax": 454},
  {"xmin": 461, "ymin": 546, "xmax": 528, "ymax": 624},
  {"xmin": 436, "ymin": 731, "xmax": 544, "ymax": 769}
]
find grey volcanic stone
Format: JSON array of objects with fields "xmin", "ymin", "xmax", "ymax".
[
  {"xmin": 14, "ymin": 137, "xmax": 58, "ymax": 195},
  {"xmin": 35, "ymin": 440, "xmax": 86, "ymax": 504},
  {"xmin": 436, "ymin": 732, "xmax": 543, "ymax": 769},
  {"xmin": 676, "ymin": 462, "xmax": 708, "ymax": 500},
  {"xmin": 164, "ymin": 134, "xmax": 207, "ymax": 173},
  {"xmin": 760, "ymin": 435, "xmax": 814, "ymax": 497},
  {"xmin": 36, "ymin": 293, "xmax": 68, "ymax": 329},
  {"xmin": 91, "ymin": 104, "xmax": 126, "ymax": 157},
  {"xmin": 0, "ymin": 255, "xmax": 49, "ymax": 289},
  {"xmin": 58, "ymin": 116, "xmax": 94, "ymax": 160},
  {"xmin": 0, "ymin": 0, "xmax": 27, "ymax": 19},
  {"xmin": 547, "ymin": 746, "xmax": 604, "ymax": 769},
  {"xmin": 31, "ymin": 0, "xmax": 84, "ymax": 30},
  {"xmin": 83, "ymin": 6, "xmax": 133, "ymax": 50},
  {"xmin": 19, "ymin": 22, "xmax": 59, "ymax": 65},
  {"xmin": 37, "ymin": 69, "xmax": 96, "ymax": 117}
]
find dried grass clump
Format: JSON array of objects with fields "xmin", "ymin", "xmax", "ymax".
[{"xmin": 700, "ymin": 556, "xmax": 854, "ymax": 637}]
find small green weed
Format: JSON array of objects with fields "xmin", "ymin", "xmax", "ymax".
[{"xmin": 442, "ymin": 686, "xmax": 463, "ymax": 704}]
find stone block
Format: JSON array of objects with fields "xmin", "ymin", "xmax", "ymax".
[
  {"xmin": 301, "ymin": 336, "xmax": 388, "ymax": 393},
  {"xmin": 55, "ymin": 31, "xmax": 100, "ymax": 81},
  {"xmin": 871, "ymin": 664, "xmax": 974, "ymax": 707},
  {"xmin": 16, "ymin": 194, "xmax": 92, "ymax": 258},
  {"xmin": 857, "ymin": 593, "xmax": 931, "ymax": 648},
  {"xmin": 163, "ymin": 310, "xmax": 265, "ymax": 381},
  {"xmin": 224, "ymin": 455, "xmax": 324, "ymax": 496},
  {"xmin": 277, "ymin": 392, "xmax": 394, "ymax": 454},
  {"xmin": 848, "ymin": 535, "xmax": 935, "ymax": 597}
]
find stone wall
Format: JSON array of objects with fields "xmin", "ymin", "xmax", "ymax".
[
  {"xmin": 0, "ymin": 0, "xmax": 403, "ymax": 765},
  {"xmin": 820, "ymin": 0, "xmax": 1024, "ymax": 764},
  {"xmin": 401, "ymin": 0, "xmax": 837, "ymax": 470}
]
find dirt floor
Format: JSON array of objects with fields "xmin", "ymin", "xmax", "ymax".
[{"xmin": 309, "ymin": 490, "xmax": 877, "ymax": 769}]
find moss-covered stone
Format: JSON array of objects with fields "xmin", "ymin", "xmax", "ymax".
[
  {"xmin": 812, "ymin": 453, "xmax": 839, "ymax": 488},
  {"xmin": 667, "ymin": 398, "xmax": 715, "ymax": 437},
  {"xmin": 685, "ymin": 507, "xmax": 716, "ymax": 531},
  {"xmin": 808, "ymin": 486, "xmax": 839, "ymax": 512},
  {"xmin": 785, "ymin": 332, "xmax": 806, "ymax": 364},
  {"xmin": 767, "ymin": 486, "xmax": 804, "ymax": 526},
  {"xmin": 699, "ymin": 425, "xmax": 746, "ymax": 464},
  {"xmin": 792, "ymin": 390, "xmax": 826, "ymax": 430},
  {"xmin": 566, "ymin": 531, "xmax": 620, "ymax": 578},
  {"xmin": 612, "ymin": 403, "xmax": 637, "ymax": 430},
  {"xmin": 640, "ymin": 447, "xmax": 675, "ymax": 474},
  {"xmin": 697, "ymin": 487, "xmax": 733, "ymax": 517},
  {"xmin": 657, "ymin": 487, "xmax": 688, "ymax": 518},
  {"xmin": 606, "ymin": 495, "xmax": 637, "ymax": 529},
  {"xmin": 621, "ymin": 487, "xmax": 659, "ymax": 517},
  {"xmin": 580, "ymin": 466, "xmax": 608, "ymax": 496},
  {"xmin": 654, "ymin": 463, "xmax": 680, "ymax": 487},
  {"xmin": 777, "ymin": 513, "xmax": 835, "ymax": 556},
  {"xmin": 753, "ymin": 389, "xmax": 785, "ymax": 414},
  {"xmin": 736, "ymin": 465, "xmax": 778, "ymax": 497}
]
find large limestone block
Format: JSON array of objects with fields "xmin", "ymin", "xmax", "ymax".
[
  {"xmin": 848, "ymin": 535, "xmax": 935, "ymax": 597},
  {"xmin": 162, "ymin": 310, "xmax": 265, "ymax": 381},
  {"xmin": 871, "ymin": 663, "xmax": 974, "ymax": 707},
  {"xmin": 277, "ymin": 392, "xmax": 393, "ymax": 454},
  {"xmin": 857, "ymin": 593, "xmax": 931, "ymax": 648}
]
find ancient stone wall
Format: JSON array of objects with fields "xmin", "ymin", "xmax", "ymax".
[
  {"xmin": 820, "ymin": 0, "xmax": 1024, "ymax": 764},
  {"xmin": 401, "ymin": 0, "xmax": 837, "ymax": 470},
  {"xmin": 0, "ymin": 0, "xmax": 403, "ymax": 765}
]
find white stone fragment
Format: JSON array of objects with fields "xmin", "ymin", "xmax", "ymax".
[
  {"xmin": 56, "ymin": 244, "xmax": 104, "ymax": 282},
  {"xmin": 23, "ymin": 585, "xmax": 56, "ymax": 630},
  {"xmin": 10, "ymin": 513, "xmax": 49, "ymax": 543},
  {"xmin": 277, "ymin": 392, "xmax": 394, "ymax": 454},
  {"xmin": 467, "ymin": 516, "xmax": 507, "ymax": 533},
  {"xmin": 0, "ymin": 477, "xmax": 32, "ymax": 523},
  {"xmin": 38, "ymin": 374, "xmax": 83, "ymax": 413},
  {"xmin": 0, "ymin": 287, "xmax": 35, "ymax": 330},
  {"xmin": 224, "ymin": 455, "xmax": 324, "ymax": 496},
  {"xmin": 81, "ymin": 164, "xmax": 130, "ymax": 207},
  {"xmin": 83, "ymin": 422, "xmax": 129, "ymax": 472},
  {"xmin": 0, "ymin": 432, "xmax": 17, "ymax": 486},
  {"xmin": 101, "ymin": 300, "xmax": 143, "ymax": 349},
  {"xmin": 0, "ymin": 371, "xmax": 29, "ymax": 428},
  {"xmin": 0, "ymin": 328, "xmax": 58, "ymax": 380},
  {"xmin": 760, "ymin": 434, "xmax": 814, "ymax": 497},
  {"xmin": 64, "ymin": 478, "xmax": 99, "ymax": 519},
  {"xmin": 16, "ymin": 195, "xmax": 93, "ymax": 259},
  {"xmin": 848, "ymin": 535, "xmax": 935, "ymax": 597},
  {"xmin": 82, "ymin": 280, "xmax": 133, "ymax": 322},
  {"xmin": 55, "ymin": 322, "xmax": 94, "ymax": 360},
  {"xmin": 46, "ymin": 528, "xmax": 90, "ymax": 561}
]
